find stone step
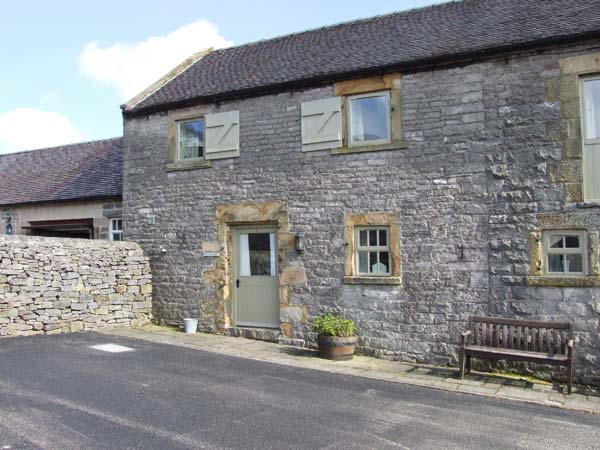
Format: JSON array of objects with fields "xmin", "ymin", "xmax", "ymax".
[{"xmin": 226, "ymin": 326, "xmax": 280, "ymax": 342}]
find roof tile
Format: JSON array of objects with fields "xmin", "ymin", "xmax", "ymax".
[
  {"xmin": 128, "ymin": 0, "xmax": 600, "ymax": 114},
  {"xmin": 0, "ymin": 138, "xmax": 122, "ymax": 207}
]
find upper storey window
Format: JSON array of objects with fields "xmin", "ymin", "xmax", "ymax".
[
  {"xmin": 178, "ymin": 118, "xmax": 205, "ymax": 161},
  {"xmin": 581, "ymin": 77, "xmax": 600, "ymax": 201},
  {"xmin": 348, "ymin": 91, "xmax": 391, "ymax": 147},
  {"xmin": 300, "ymin": 72, "xmax": 405, "ymax": 154}
]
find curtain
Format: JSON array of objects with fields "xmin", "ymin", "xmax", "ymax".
[
  {"xmin": 269, "ymin": 233, "xmax": 276, "ymax": 277},
  {"xmin": 351, "ymin": 100, "xmax": 365, "ymax": 142},
  {"xmin": 240, "ymin": 234, "xmax": 250, "ymax": 276}
]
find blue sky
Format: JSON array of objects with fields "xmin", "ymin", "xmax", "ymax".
[{"xmin": 0, "ymin": 0, "xmax": 444, "ymax": 154}]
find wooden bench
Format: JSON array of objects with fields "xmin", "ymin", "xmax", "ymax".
[{"xmin": 459, "ymin": 316, "xmax": 574, "ymax": 394}]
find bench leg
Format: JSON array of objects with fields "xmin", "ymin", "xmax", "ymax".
[
  {"xmin": 567, "ymin": 360, "xmax": 573, "ymax": 395},
  {"xmin": 459, "ymin": 349, "xmax": 466, "ymax": 380},
  {"xmin": 466, "ymin": 355, "xmax": 472, "ymax": 375}
]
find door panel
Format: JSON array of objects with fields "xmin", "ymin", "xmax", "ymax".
[{"xmin": 234, "ymin": 227, "xmax": 279, "ymax": 328}]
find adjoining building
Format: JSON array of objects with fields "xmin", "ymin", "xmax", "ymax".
[
  {"xmin": 0, "ymin": 138, "xmax": 123, "ymax": 240},
  {"xmin": 121, "ymin": 0, "xmax": 600, "ymax": 385}
]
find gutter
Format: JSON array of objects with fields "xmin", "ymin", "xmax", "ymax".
[{"xmin": 0, "ymin": 195, "xmax": 122, "ymax": 209}]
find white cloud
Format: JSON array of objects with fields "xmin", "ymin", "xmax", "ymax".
[
  {"xmin": 78, "ymin": 20, "xmax": 233, "ymax": 101},
  {"xmin": 0, "ymin": 108, "xmax": 83, "ymax": 154},
  {"xmin": 40, "ymin": 90, "xmax": 60, "ymax": 105}
]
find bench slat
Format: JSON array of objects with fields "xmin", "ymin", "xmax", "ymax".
[
  {"xmin": 472, "ymin": 316, "xmax": 570, "ymax": 329},
  {"xmin": 464, "ymin": 345, "xmax": 570, "ymax": 365}
]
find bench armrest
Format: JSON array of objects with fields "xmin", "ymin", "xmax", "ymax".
[{"xmin": 461, "ymin": 330, "xmax": 472, "ymax": 346}]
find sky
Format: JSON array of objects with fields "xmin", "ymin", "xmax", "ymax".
[{"xmin": 0, "ymin": 0, "xmax": 445, "ymax": 154}]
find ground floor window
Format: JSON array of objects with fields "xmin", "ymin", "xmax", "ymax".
[
  {"xmin": 355, "ymin": 227, "xmax": 390, "ymax": 275},
  {"xmin": 543, "ymin": 230, "xmax": 586, "ymax": 275},
  {"xmin": 110, "ymin": 218, "xmax": 123, "ymax": 241},
  {"xmin": 343, "ymin": 213, "xmax": 401, "ymax": 285}
]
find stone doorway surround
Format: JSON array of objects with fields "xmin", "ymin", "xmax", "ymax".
[{"xmin": 202, "ymin": 201, "xmax": 308, "ymax": 340}]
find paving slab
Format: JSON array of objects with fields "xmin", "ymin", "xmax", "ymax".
[{"xmin": 98, "ymin": 325, "xmax": 600, "ymax": 415}]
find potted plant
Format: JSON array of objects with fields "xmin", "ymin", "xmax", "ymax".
[{"xmin": 311, "ymin": 312, "xmax": 357, "ymax": 361}]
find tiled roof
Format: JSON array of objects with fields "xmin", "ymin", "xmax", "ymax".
[
  {"xmin": 0, "ymin": 138, "xmax": 122, "ymax": 207},
  {"xmin": 127, "ymin": 0, "xmax": 600, "ymax": 114}
]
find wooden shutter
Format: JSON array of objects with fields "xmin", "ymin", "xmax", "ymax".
[
  {"xmin": 205, "ymin": 110, "xmax": 240, "ymax": 160},
  {"xmin": 301, "ymin": 97, "xmax": 342, "ymax": 152},
  {"xmin": 584, "ymin": 143, "xmax": 600, "ymax": 201}
]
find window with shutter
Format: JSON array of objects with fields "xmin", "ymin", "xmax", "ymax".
[
  {"xmin": 300, "ymin": 97, "xmax": 342, "ymax": 152},
  {"xmin": 205, "ymin": 110, "xmax": 240, "ymax": 160}
]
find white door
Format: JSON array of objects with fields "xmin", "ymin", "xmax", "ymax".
[{"xmin": 233, "ymin": 227, "xmax": 279, "ymax": 328}]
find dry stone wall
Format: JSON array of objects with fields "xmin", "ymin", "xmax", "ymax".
[{"xmin": 0, "ymin": 235, "xmax": 152, "ymax": 337}]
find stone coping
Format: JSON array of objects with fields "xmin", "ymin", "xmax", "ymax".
[{"xmin": 98, "ymin": 325, "xmax": 600, "ymax": 415}]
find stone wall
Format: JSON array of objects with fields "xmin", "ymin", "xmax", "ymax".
[
  {"xmin": 0, "ymin": 235, "xmax": 152, "ymax": 336},
  {"xmin": 124, "ymin": 40, "xmax": 600, "ymax": 385}
]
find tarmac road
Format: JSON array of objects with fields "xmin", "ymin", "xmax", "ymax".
[{"xmin": 0, "ymin": 332, "xmax": 598, "ymax": 450}]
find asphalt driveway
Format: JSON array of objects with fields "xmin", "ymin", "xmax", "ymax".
[{"xmin": 0, "ymin": 332, "xmax": 598, "ymax": 450}]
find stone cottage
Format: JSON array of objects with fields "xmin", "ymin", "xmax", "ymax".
[
  {"xmin": 122, "ymin": 0, "xmax": 600, "ymax": 384},
  {"xmin": 0, "ymin": 138, "xmax": 123, "ymax": 240}
]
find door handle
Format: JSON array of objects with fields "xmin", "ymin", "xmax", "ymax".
[{"xmin": 236, "ymin": 279, "xmax": 240, "ymax": 288}]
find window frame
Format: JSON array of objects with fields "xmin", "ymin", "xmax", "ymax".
[
  {"xmin": 542, "ymin": 230, "xmax": 587, "ymax": 276},
  {"xmin": 354, "ymin": 226, "xmax": 391, "ymax": 276},
  {"xmin": 109, "ymin": 218, "xmax": 123, "ymax": 242},
  {"xmin": 347, "ymin": 90, "xmax": 392, "ymax": 147},
  {"xmin": 581, "ymin": 75, "xmax": 600, "ymax": 146},
  {"xmin": 176, "ymin": 117, "xmax": 205, "ymax": 162}
]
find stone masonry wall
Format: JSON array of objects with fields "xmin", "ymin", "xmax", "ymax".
[
  {"xmin": 0, "ymin": 235, "xmax": 152, "ymax": 336},
  {"xmin": 124, "ymin": 41, "xmax": 600, "ymax": 385}
]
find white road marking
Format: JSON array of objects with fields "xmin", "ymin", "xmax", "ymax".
[{"xmin": 89, "ymin": 344, "xmax": 135, "ymax": 353}]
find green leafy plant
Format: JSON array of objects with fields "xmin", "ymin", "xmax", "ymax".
[{"xmin": 311, "ymin": 312, "xmax": 356, "ymax": 337}]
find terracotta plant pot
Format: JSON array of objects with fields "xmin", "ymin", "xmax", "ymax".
[{"xmin": 317, "ymin": 335, "xmax": 357, "ymax": 361}]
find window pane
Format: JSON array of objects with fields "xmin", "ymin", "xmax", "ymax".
[
  {"xmin": 379, "ymin": 251, "xmax": 390, "ymax": 274},
  {"xmin": 369, "ymin": 252, "xmax": 378, "ymax": 274},
  {"xmin": 549, "ymin": 236, "xmax": 564, "ymax": 249},
  {"xmin": 179, "ymin": 120, "xmax": 204, "ymax": 159},
  {"xmin": 350, "ymin": 95, "xmax": 389, "ymax": 143},
  {"xmin": 584, "ymin": 79, "xmax": 600, "ymax": 140},
  {"xmin": 565, "ymin": 254, "xmax": 583, "ymax": 273},
  {"xmin": 565, "ymin": 235, "xmax": 580, "ymax": 248},
  {"xmin": 359, "ymin": 230, "xmax": 368, "ymax": 247},
  {"xmin": 379, "ymin": 229, "xmax": 387, "ymax": 247},
  {"xmin": 113, "ymin": 234, "xmax": 123, "ymax": 242},
  {"xmin": 548, "ymin": 254, "xmax": 564, "ymax": 273},
  {"xmin": 248, "ymin": 233, "xmax": 272, "ymax": 276},
  {"xmin": 369, "ymin": 229, "xmax": 378, "ymax": 246},
  {"xmin": 358, "ymin": 251, "xmax": 368, "ymax": 273}
]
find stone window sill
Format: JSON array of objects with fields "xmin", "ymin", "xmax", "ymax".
[
  {"xmin": 331, "ymin": 141, "xmax": 408, "ymax": 155},
  {"xmin": 574, "ymin": 201, "xmax": 600, "ymax": 209},
  {"xmin": 166, "ymin": 160, "xmax": 212, "ymax": 172},
  {"xmin": 343, "ymin": 275, "xmax": 402, "ymax": 285},
  {"xmin": 525, "ymin": 275, "xmax": 600, "ymax": 287}
]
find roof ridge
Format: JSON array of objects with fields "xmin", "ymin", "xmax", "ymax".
[
  {"xmin": 209, "ymin": 0, "xmax": 461, "ymax": 56},
  {"xmin": 0, "ymin": 136, "xmax": 123, "ymax": 158},
  {"xmin": 122, "ymin": 48, "xmax": 213, "ymax": 112}
]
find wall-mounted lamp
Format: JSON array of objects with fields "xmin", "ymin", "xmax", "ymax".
[{"xmin": 295, "ymin": 232, "xmax": 305, "ymax": 254}]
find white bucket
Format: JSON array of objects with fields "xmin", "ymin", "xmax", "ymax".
[{"xmin": 183, "ymin": 318, "xmax": 198, "ymax": 334}]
